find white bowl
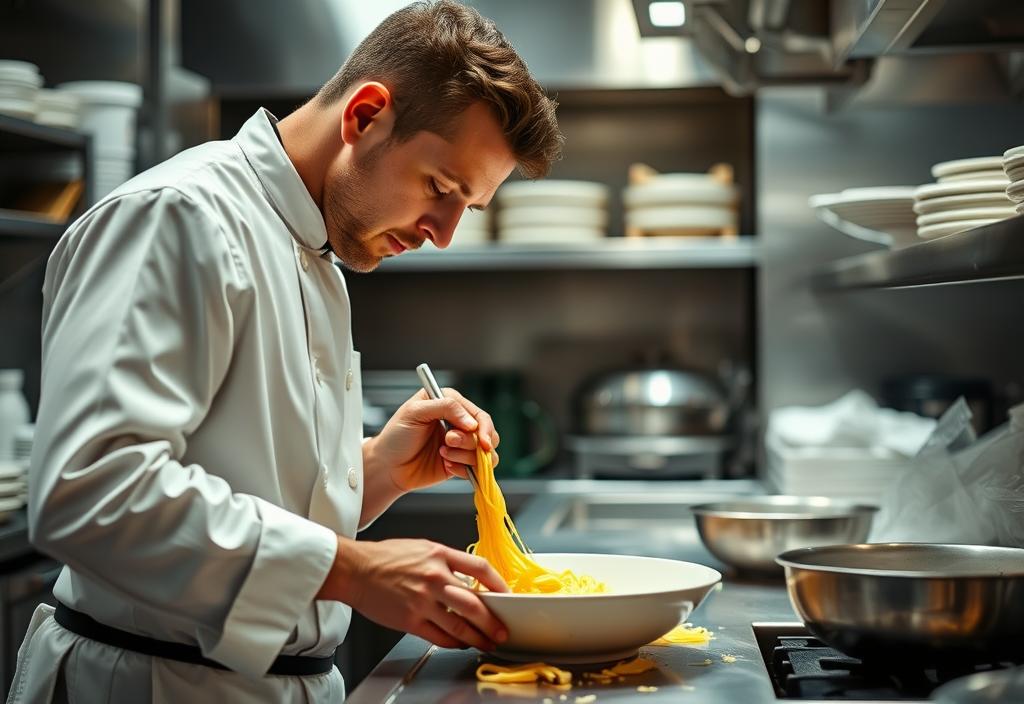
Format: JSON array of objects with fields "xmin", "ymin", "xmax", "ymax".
[
  {"xmin": 479, "ymin": 553, "xmax": 721, "ymax": 663},
  {"xmin": 931, "ymin": 156, "xmax": 1003, "ymax": 179},
  {"xmin": 912, "ymin": 192, "xmax": 1013, "ymax": 215},
  {"xmin": 918, "ymin": 219, "xmax": 999, "ymax": 240},
  {"xmin": 498, "ymin": 205, "xmax": 607, "ymax": 229},
  {"xmin": 623, "ymin": 178, "xmax": 737, "ymax": 208},
  {"xmin": 626, "ymin": 205, "xmax": 736, "ymax": 234},
  {"xmin": 498, "ymin": 226, "xmax": 604, "ymax": 244},
  {"xmin": 914, "ymin": 179, "xmax": 1012, "ymax": 200},
  {"xmin": 916, "ymin": 206, "xmax": 1017, "ymax": 226},
  {"xmin": 937, "ymin": 170, "xmax": 1007, "ymax": 184},
  {"xmin": 497, "ymin": 180, "xmax": 609, "ymax": 209}
]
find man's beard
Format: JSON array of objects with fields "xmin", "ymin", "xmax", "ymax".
[{"xmin": 323, "ymin": 143, "xmax": 387, "ymax": 273}]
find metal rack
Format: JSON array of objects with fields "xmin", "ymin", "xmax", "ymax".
[
  {"xmin": 376, "ymin": 236, "xmax": 759, "ymax": 272},
  {"xmin": 812, "ymin": 216, "xmax": 1024, "ymax": 290}
]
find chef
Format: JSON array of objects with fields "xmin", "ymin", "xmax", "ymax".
[{"xmin": 9, "ymin": 1, "xmax": 562, "ymax": 701}]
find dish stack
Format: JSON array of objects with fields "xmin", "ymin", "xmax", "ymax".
[
  {"xmin": 623, "ymin": 163, "xmax": 738, "ymax": 237},
  {"xmin": 0, "ymin": 60, "xmax": 43, "ymax": 121},
  {"xmin": 0, "ymin": 424, "xmax": 32, "ymax": 523},
  {"xmin": 450, "ymin": 206, "xmax": 491, "ymax": 247},
  {"xmin": 808, "ymin": 187, "xmax": 918, "ymax": 248},
  {"xmin": 57, "ymin": 81, "xmax": 142, "ymax": 201},
  {"xmin": 495, "ymin": 180, "xmax": 608, "ymax": 244},
  {"xmin": 912, "ymin": 156, "xmax": 1016, "ymax": 240},
  {"xmin": 1002, "ymin": 145, "xmax": 1024, "ymax": 215}
]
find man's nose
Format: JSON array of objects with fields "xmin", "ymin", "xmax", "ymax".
[{"xmin": 420, "ymin": 203, "xmax": 462, "ymax": 249}]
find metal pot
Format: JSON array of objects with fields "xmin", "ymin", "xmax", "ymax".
[
  {"xmin": 776, "ymin": 543, "xmax": 1024, "ymax": 664},
  {"xmin": 691, "ymin": 496, "xmax": 877, "ymax": 574},
  {"xmin": 576, "ymin": 368, "xmax": 729, "ymax": 436}
]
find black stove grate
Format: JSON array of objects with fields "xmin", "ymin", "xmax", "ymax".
[{"xmin": 757, "ymin": 627, "xmax": 1021, "ymax": 701}]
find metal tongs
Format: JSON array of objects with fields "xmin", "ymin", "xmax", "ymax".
[{"xmin": 416, "ymin": 362, "xmax": 481, "ymax": 493}]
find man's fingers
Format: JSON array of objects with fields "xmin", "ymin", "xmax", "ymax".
[
  {"xmin": 440, "ymin": 446, "xmax": 500, "ymax": 470},
  {"xmin": 446, "ymin": 549, "xmax": 510, "ymax": 593},
  {"xmin": 442, "ymin": 584, "xmax": 508, "ymax": 645},
  {"xmin": 413, "ymin": 620, "xmax": 464, "ymax": 650},
  {"xmin": 431, "ymin": 604, "xmax": 496, "ymax": 652}
]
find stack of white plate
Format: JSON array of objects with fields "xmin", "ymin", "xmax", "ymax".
[
  {"xmin": 808, "ymin": 187, "xmax": 918, "ymax": 248},
  {"xmin": 0, "ymin": 460, "xmax": 27, "ymax": 522},
  {"xmin": 450, "ymin": 206, "xmax": 491, "ymax": 247},
  {"xmin": 0, "ymin": 60, "xmax": 43, "ymax": 120},
  {"xmin": 623, "ymin": 172, "xmax": 737, "ymax": 236},
  {"xmin": 496, "ymin": 180, "xmax": 608, "ymax": 244},
  {"xmin": 36, "ymin": 88, "xmax": 80, "ymax": 129},
  {"xmin": 913, "ymin": 157, "xmax": 1015, "ymax": 240},
  {"xmin": 1002, "ymin": 145, "xmax": 1024, "ymax": 215},
  {"xmin": 57, "ymin": 81, "xmax": 142, "ymax": 201}
]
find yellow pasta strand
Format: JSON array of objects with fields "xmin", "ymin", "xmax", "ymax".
[
  {"xmin": 476, "ymin": 662, "xmax": 572, "ymax": 685},
  {"xmin": 467, "ymin": 440, "xmax": 605, "ymax": 594},
  {"xmin": 649, "ymin": 623, "xmax": 714, "ymax": 646}
]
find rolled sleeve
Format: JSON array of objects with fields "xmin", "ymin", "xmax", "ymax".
[{"xmin": 204, "ymin": 498, "xmax": 338, "ymax": 677}]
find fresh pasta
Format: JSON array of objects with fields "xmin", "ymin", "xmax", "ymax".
[{"xmin": 467, "ymin": 439, "xmax": 606, "ymax": 594}]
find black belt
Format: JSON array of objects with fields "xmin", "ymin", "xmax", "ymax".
[{"xmin": 54, "ymin": 602, "xmax": 335, "ymax": 677}]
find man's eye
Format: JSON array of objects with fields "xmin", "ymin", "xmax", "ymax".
[{"xmin": 429, "ymin": 178, "xmax": 450, "ymax": 197}]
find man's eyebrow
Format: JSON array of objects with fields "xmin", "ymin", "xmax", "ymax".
[{"xmin": 440, "ymin": 167, "xmax": 489, "ymax": 210}]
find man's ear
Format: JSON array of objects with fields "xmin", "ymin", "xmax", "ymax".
[{"xmin": 340, "ymin": 82, "xmax": 394, "ymax": 148}]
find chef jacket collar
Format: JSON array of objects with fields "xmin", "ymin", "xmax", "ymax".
[{"xmin": 235, "ymin": 108, "xmax": 330, "ymax": 252}]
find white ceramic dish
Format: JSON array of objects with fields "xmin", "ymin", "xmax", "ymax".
[
  {"xmin": 1005, "ymin": 145, "xmax": 1024, "ymax": 160},
  {"xmin": 937, "ymin": 170, "xmax": 1007, "ymax": 184},
  {"xmin": 497, "ymin": 180, "xmax": 608, "ymax": 209},
  {"xmin": 626, "ymin": 205, "xmax": 736, "ymax": 231},
  {"xmin": 914, "ymin": 180, "xmax": 1013, "ymax": 201},
  {"xmin": 479, "ymin": 553, "xmax": 721, "ymax": 663},
  {"xmin": 916, "ymin": 206, "xmax": 1017, "ymax": 226},
  {"xmin": 912, "ymin": 192, "xmax": 1013, "ymax": 215},
  {"xmin": 623, "ymin": 179, "xmax": 737, "ymax": 208},
  {"xmin": 0, "ymin": 99, "xmax": 35, "ymax": 120},
  {"xmin": 809, "ymin": 188, "xmax": 918, "ymax": 248},
  {"xmin": 917, "ymin": 219, "xmax": 999, "ymax": 240},
  {"xmin": 0, "ymin": 480, "xmax": 27, "ymax": 498},
  {"xmin": 498, "ymin": 205, "xmax": 607, "ymax": 229},
  {"xmin": 1007, "ymin": 181, "xmax": 1024, "ymax": 202},
  {"xmin": 931, "ymin": 156, "xmax": 1003, "ymax": 179},
  {"xmin": 498, "ymin": 226, "xmax": 604, "ymax": 244}
]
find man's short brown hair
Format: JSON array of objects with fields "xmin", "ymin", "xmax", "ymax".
[{"xmin": 316, "ymin": 0, "xmax": 562, "ymax": 179}]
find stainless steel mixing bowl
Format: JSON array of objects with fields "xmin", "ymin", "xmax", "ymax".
[
  {"xmin": 776, "ymin": 543, "xmax": 1024, "ymax": 664},
  {"xmin": 690, "ymin": 496, "xmax": 877, "ymax": 574}
]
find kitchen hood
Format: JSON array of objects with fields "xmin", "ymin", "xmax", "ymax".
[{"xmin": 632, "ymin": 0, "xmax": 1024, "ymax": 96}]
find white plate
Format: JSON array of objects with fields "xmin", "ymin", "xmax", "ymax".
[
  {"xmin": 623, "ymin": 180, "xmax": 737, "ymax": 208},
  {"xmin": 497, "ymin": 180, "xmax": 608, "ymax": 209},
  {"xmin": 916, "ymin": 206, "xmax": 1017, "ymax": 226},
  {"xmin": 0, "ymin": 496, "xmax": 25, "ymax": 513},
  {"xmin": 931, "ymin": 156, "xmax": 1003, "ymax": 179},
  {"xmin": 0, "ymin": 480, "xmax": 26, "ymax": 498},
  {"xmin": 498, "ymin": 205, "xmax": 607, "ymax": 229},
  {"xmin": 914, "ymin": 179, "xmax": 1013, "ymax": 200},
  {"xmin": 1007, "ymin": 181, "xmax": 1024, "ymax": 202},
  {"xmin": 936, "ymin": 170, "xmax": 1007, "ymax": 184},
  {"xmin": 498, "ymin": 226, "xmax": 604, "ymax": 244},
  {"xmin": 626, "ymin": 205, "xmax": 736, "ymax": 232},
  {"xmin": 0, "ymin": 99, "xmax": 35, "ymax": 120},
  {"xmin": 912, "ymin": 192, "xmax": 1013, "ymax": 214},
  {"xmin": 480, "ymin": 553, "xmax": 721, "ymax": 663},
  {"xmin": 1005, "ymin": 145, "xmax": 1024, "ymax": 160},
  {"xmin": 917, "ymin": 219, "xmax": 999, "ymax": 240}
]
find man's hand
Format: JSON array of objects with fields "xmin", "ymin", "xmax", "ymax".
[
  {"xmin": 366, "ymin": 388, "xmax": 500, "ymax": 493},
  {"xmin": 318, "ymin": 536, "xmax": 510, "ymax": 650}
]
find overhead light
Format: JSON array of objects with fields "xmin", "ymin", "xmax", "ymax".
[{"xmin": 648, "ymin": 1, "xmax": 686, "ymax": 28}]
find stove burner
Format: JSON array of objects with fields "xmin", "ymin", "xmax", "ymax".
[{"xmin": 754, "ymin": 624, "xmax": 1021, "ymax": 701}]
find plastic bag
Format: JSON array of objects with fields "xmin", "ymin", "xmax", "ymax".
[{"xmin": 869, "ymin": 399, "xmax": 1024, "ymax": 547}]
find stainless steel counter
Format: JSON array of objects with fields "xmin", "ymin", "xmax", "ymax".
[{"xmin": 347, "ymin": 482, "xmax": 805, "ymax": 704}]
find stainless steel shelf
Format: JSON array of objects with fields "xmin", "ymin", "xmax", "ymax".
[
  {"xmin": 375, "ymin": 236, "xmax": 759, "ymax": 272},
  {"xmin": 813, "ymin": 216, "xmax": 1024, "ymax": 290},
  {"xmin": 0, "ymin": 210, "xmax": 67, "ymax": 240},
  {"xmin": 0, "ymin": 113, "xmax": 88, "ymax": 152}
]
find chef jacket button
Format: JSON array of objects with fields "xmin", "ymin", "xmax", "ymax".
[
  {"xmin": 299, "ymin": 250, "xmax": 310, "ymax": 272},
  {"xmin": 322, "ymin": 464, "xmax": 330, "ymax": 488},
  {"xmin": 347, "ymin": 467, "xmax": 359, "ymax": 490},
  {"xmin": 345, "ymin": 368, "xmax": 353, "ymax": 390}
]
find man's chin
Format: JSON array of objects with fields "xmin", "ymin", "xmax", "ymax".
[{"xmin": 337, "ymin": 256, "xmax": 382, "ymax": 273}]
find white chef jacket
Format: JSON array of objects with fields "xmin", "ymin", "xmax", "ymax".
[{"xmin": 9, "ymin": 109, "xmax": 366, "ymax": 703}]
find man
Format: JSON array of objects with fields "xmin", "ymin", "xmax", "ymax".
[{"xmin": 9, "ymin": 1, "xmax": 562, "ymax": 701}]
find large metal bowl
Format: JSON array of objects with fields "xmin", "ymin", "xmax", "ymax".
[
  {"xmin": 690, "ymin": 496, "xmax": 877, "ymax": 574},
  {"xmin": 776, "ymin": 543, "xmax": 1024, "ymax": 664}
]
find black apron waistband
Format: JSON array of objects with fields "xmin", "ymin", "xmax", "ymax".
[{"xmin": 54, "ymin": 602, "xmax": 335, "ymax": 677}]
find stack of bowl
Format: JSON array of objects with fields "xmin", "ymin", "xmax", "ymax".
[
  {"xmin": 623, "ymin": 171, "xmax": 738, "ymax": 237},
  {"xmin": 913, "ymin": 156, "xmax": 1016, "ymax": 240},
  {"xmin": 1002, "ymin": 145, "xmax": 1024, "ymax": 215},
  {"xmin": 0, "ymin": 60, "xmax": 43, "ymax": 120},
  {"xmin": 57, "ymin": 81, "xmax": 142, "ymax": 201},
  {"xmin": 496, "ymin": 180, "xmax": 608, "ymax": 244},
  {"xmin": 35, "ymin": 89, "xmax": 80, "ymax": 130},
  {"xmin": 450, "ymin": 206, "xmax": 491, "ymax": 247}
]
